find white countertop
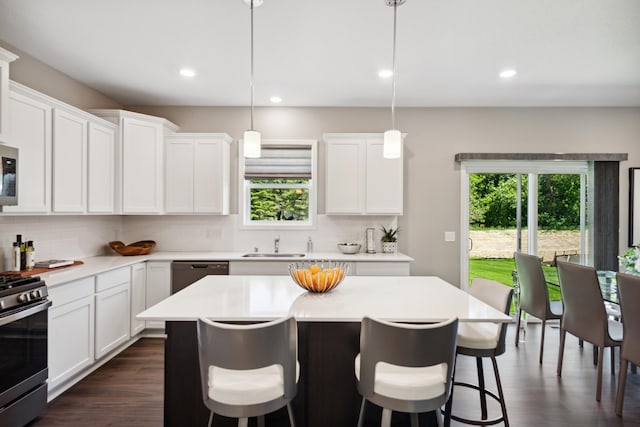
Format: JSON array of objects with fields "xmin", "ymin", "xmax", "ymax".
[
  {"xmin": 137, "ymin": 275, "xmax": 511, "ymax": 323},
  {"xmin": 38, "ymin": 251, "xmax": 413, "ymax": 287}
]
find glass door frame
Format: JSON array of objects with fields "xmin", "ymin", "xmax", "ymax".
[{"xmin": 460, "ymin": 160, "xmax": 593, "ymax": 288}]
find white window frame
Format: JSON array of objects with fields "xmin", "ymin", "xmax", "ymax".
[
  {"xmin": 239, "ymin": 139, "xmax": 318, "ymax": 230},
  {"xmin": 460, "ymin": 160, "xmax": 593, "ymax": 288}
]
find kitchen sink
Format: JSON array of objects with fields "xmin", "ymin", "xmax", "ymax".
[{"xmin": 242, "ymin": 253, "xmax": 306, "ymax": 258}]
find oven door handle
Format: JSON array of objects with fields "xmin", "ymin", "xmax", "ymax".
[{"xmin": 0, "ymin": 300, "xmax": 52, "ymax": 327}]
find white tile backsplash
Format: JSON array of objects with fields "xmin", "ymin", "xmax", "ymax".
[
  {"xmin": 0, "ymin": 215, "xmax": 123, "ymax": 270},
  {"xmin": 0, "ymin": 214, "xmax": 396, "ymax": 270},
  {"xmin": 122, "ymin": 214, "xmax": 396, "ymax": 254}
]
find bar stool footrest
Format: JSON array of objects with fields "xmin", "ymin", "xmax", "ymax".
[{"xmin": 447, "ymin": 381, "xmax": 506, "ymax": 426}]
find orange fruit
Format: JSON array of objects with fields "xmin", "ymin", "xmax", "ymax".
[
  {"xmin": 309, "ymin": 264, "xmax": 321, "ymax": 274},
  {"xmin": 317, "ymin": 271, "xmax": 327, "ymax": 291},
  {"xmin": 325, "ymin": 269, "xmax": 335, "ymax": 285}
]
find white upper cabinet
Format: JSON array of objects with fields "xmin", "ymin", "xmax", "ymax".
[
  {"xmin": 87, "ymin": 121, "xmax": 116, "ymax": 213},
  {"xmin": 3, "ymin": 83, "xmax": 52, "ymax": 213},
  {"xmin": 90, "ymin": 109, "xmax": 179, "ymax": 214},
  {"xmin": 52, "ymin": 109, "xmax": 87, "ymax": 212},
  {"xmin": 165, "ymin": 133, "xmax": 231, "ymax": 214},
  {"xmin": 324, "ymin": 133, "xmax": 404, "ymax": 215},
  {"xmin": 0, "ymin": 47, "xmax": 18, "ymax": 143}
]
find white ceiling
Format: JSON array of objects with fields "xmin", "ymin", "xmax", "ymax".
[{"xmin": 1, "ymin": 0, "xmax": 639, "ymax": 107}]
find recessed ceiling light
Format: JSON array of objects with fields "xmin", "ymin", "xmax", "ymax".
[
  {"xmin": 270, "ymin": 96, "xmax": 282, "ymax": 103},
  {"xmin": 378, "ymin": 69, "xmax": 393, "ymax": 79},
  {"xmin": 499, "ymin": 68, "xmax": 517, "ymax": 79},
  {"xmin": 179, "ymin": 68, "xmax": 196, "ymax": 78}
]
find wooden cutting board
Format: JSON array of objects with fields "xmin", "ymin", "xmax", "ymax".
[{"xmin": 0, "ymin": 260, "xmax": 84, "ymax": 276}]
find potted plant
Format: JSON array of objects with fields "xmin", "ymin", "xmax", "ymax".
[{"xmin": 380, "ymin": 225, "xmax": 399, "ymax": 254}]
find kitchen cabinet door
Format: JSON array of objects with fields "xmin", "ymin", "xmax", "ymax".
[
  {"xmin": 95, "ymin": 282, "xmax": 130, "ymax": 359},
  {"xmin": 0, "ymin": 48, "xmax": 18, "ymax": 142},
  {"xmin": 365, "ymin": 139, "xmax": 403, "ymax": 215},
  {"xmin": 325, "ymin": 138, "xmax": 364, "ymax": 214},
  {"xmin": 130, "ymin": 263, "xmax": 147, "ymax": 336},
  {"xmin": 324, "ymin": 133, "xmax": 403, "ymax": 215},
  {"xmin": 52, "ymin": 109, "xmax": 87, "ymax": 213},
  {"xmin": 87, "ymin": 121, "xmax": 116, "ymax": 213},
  {"xmin": 121, "ymin": 117, "xmax": 164, "ymax": 213},
  {"xmin": 3, "ymin": 85, "xmax": 52, "ymax": 213},
  {"xmin": 47, "ymin": 277, "xmax": 95, "ymax": 393},
  {"xmin": 165, "ymin": 138, "xmax": 194, "ymax": 213},
  {"xmin": 48, "ymin": 293, "xmax": 95, "ymax": 392},
  {"xmin": 165, "ymin": 134, "xmax": 231, "ymax": 214},
  {"xmin": 145, "ymin": 261, "xmax": 171, "ymax": 330},
  {"xmin": 193, "ymin": 138, "xmax": 229, "ymax": 213}
]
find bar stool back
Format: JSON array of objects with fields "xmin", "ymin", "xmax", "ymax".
[
  {"xmin": 197, "ymin": 316, "xmax": 298, "ymax": 427},
  {"xmin": 615, "ymin": 272, "xmax": 640, "ymax": 416},
  {"xmin": 444, "ymin": 278, "xmax": 513, "ymax": 427},
  {"xmin": 355, "ymin": 316, "xmax": 459, "ymax": 427}
]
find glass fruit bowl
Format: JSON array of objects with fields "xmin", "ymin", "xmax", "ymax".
[{"xmin": 288, "ymin": 261, "xmax": 349, "ymax": 293}]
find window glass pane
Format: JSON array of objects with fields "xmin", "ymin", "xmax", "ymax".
[{"xmin": 250, "ymin": 187, "xmax": 309, "ymax": 221}]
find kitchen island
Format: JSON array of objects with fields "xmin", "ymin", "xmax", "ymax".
[{"xmin": 138, "ymin": 275, "xmax": 511, "ymax": 427}]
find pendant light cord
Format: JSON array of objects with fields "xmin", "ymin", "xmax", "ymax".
[
  {"xmin": 250, "ymin": 0, "xmax": 255, "ymax": 130},
  {"xmin": 390, "ymin": 1, "xmax": 398, "ymax": 131}
]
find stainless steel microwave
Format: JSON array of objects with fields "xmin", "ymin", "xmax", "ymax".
[{"xmin": 0, "ymin": 144, "xmax": 18, "ymax": 206}]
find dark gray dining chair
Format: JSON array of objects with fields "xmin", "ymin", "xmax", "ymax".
[
  {"xmin": 556, "ymin": 261, "xmax": 623, "ymax": 402},
  {"xmin": 444, "ymin": 278, "xmax": 513, "ymax": 427},
  {"xmin": 197, "ymin": 316, "xmax": 298, "ymax": 427},
  {"xmin": 355, "ymin": 316, "xmax": 459, "ymax": 427},
  {"xmin": 514, "ymin": 251, "xmax": 563, "ymax": 363},
  {"xmin": 615, "ymin": 272, "xmax": 640, "ymax": 416}
]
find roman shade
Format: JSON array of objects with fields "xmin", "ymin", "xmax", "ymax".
[{"xmin": 244, "ymin": 145, "xmax": 312, "ymax": 180}]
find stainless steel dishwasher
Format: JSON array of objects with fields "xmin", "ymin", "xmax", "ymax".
[{"xmin": 170, "ymin": 260, "xmax": 229, "ymax": 294}]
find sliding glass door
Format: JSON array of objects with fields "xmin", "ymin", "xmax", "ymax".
[{"xmin": 461, "ymin": 161, "xmax": 592, "ymax": 298}]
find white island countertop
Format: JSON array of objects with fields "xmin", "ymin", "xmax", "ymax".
[{"xmin": 137, "ymin": 275, "xmax": 511, "ymax": 323}]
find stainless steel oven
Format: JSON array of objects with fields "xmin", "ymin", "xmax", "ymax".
[{"xmin": 0, "ymin": 275, "xmax": 50, "ymax": 427}]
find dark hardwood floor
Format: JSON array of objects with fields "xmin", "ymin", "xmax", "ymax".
[{"xmin": 31, "ymin": 324, "xmax": 640, "ymax": 426}]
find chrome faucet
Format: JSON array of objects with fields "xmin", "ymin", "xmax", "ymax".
[{"xmin": 274, "ymin": 236, "xmax": 280, "ymax": 254}]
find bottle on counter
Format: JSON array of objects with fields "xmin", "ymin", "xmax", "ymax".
[
  {"xmin": 12, "ymin": 242, "xmax": 21, "ymax": 272},
  {"xmin": 26, "ymin": 241, "xmax": 35, "ymax": 271},
  {"xmin": 17, "ymin": 234, "xmax": 26, "ymax": 271},
  {"xmin": 307, "ymin": 236, "xmax": 313, "ymax": 253}
]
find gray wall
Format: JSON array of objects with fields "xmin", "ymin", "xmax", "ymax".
[
  {"xmin": 128, "ymin": 105, "xmax": 640, "ymax": 284},
  {"xmin": 4, "ymin": 41, "xmax": 640, "ymax": 285},
  {"xmin": 1, "ymin": 41, "xmax": 121, "ymax": 110}
]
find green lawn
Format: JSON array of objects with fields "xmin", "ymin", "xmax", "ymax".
[{"xmin": 469, "ymin": 257, "xmax": 562, "ymax": 301}]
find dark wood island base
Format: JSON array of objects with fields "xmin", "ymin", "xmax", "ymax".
[{"xmin": 164, "ymin": 321, "xmax": 438, "ymax": 427}]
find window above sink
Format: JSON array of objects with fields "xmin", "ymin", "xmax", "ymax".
[{"xmin": 239, "ymin": 139, "xmax": 317, "ymax": 230}]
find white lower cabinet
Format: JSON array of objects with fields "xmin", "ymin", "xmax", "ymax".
[
  {"xmin": 130, "ymin": 263, "xmax": 147, "ymax": 336},
  {"xmin": 229, "ymin": 261, "xmax": 409, "ymax": 276},
  {"xmin": 48, "ymin": 277, "xmax": 95, "ymax": 392},
  {"xmin": 145, "ymin": 261, "xmax": 171, "ymax": 330},
  {"xmin": 95, "ymin": 267, "xmax": 131, "ymax": 359}
]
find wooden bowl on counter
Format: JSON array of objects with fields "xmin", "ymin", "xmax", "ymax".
[{"xmin": 109, "ymin": 240, "xmax": 156, "ymax": 256}]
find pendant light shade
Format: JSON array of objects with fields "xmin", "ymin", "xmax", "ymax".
[
  {"xmin": 243, "ymin": 130, "xmax": 261, "ymax": 158},
  {"xmin": 243, "ymin": 0, "xmax": 261, "ymax": 158},
  {"xmin": 383, "ymin": 0, "xmax": 405, "ymax": 159},
  {"xmin": 383, "ymin": 129, "xmax": 402, "ymax": 158}
]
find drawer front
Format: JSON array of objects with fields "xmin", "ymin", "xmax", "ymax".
[
  {"xmin": 48, "ymin": 276, "xmax": 95, "ymax": 307},
  {"xmin": 96, "ymin": 266, "xmax": 131, "ymax": 293},
  {"xmin": 354, "ymin": 262, "xmax": 410, "ymax": 276}
]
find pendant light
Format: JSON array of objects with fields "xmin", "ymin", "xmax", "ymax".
[
  {"xmin": 243, "ymin": 0, "xmax": 262, "ymax": 158},
  {"xmin": 383, "ymin": 0, "xmax": 405, "ymax": 159}
]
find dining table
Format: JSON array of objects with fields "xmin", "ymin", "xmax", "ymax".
[
  {"xmin": 541, "ymin": 269, "xmax": 619, "ymax": 304},
  {"xmin": 138, "ymin": 275, "xmax": 512, "ymax": 427}
]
